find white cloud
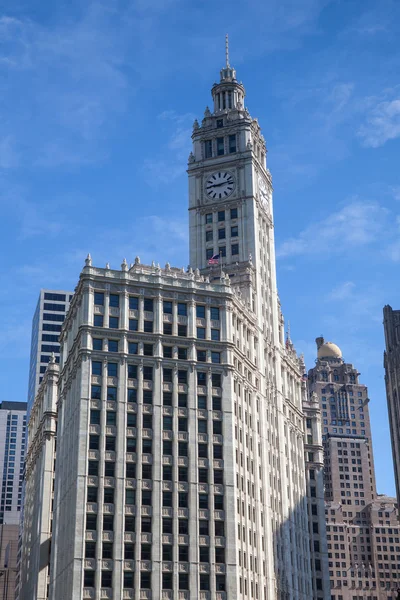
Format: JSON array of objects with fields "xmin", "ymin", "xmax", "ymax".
[
  {"xmin": 328, "ymin": 281, "xmax": 355, "ymax": 301},
  {"xmin": 277, "ymin": 200, "xmax": 387, "ymax": 259},
  {"xmin": 359, "ymin": 97, "xmax": 400, "ymax": 148}
]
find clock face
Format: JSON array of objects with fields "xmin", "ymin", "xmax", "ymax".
[
  {"xmin": 258, "ymin": 176, "xmax": 269, "ymax": 208},
  {"xmin": 205, "ymin": 171, "xmax": 235, "ymax": 199}
]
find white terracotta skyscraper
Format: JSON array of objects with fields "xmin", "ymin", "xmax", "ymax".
[{"xmin": 21, "ymin": 43, "xmax": 326, "ymax": 600}]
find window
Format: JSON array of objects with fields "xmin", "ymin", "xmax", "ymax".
[
  {"xmin": 103, "ymin": 515, "xmax": 114, "ymax": 531},
  {"xmin": 206, "ymin": 230, "xmax": 213, "ymax": 242},
  {"xmin": 85, "ymin": 542, "xmax": 96, "ymax": 558},
  {"xmin": 108, "ymin": 340, "xmax": 118, "ymax": 352},
  {"xmin": 108, "ymin": 362, "xmax": 118, "ymax": 377},
  {"xmin": 211, "ymin": 352, "xmax": 221, "ymax": 364},
  {"xmin": 94, "ymin": 292, "xmax": 104, "ymax": 305},
  {"xmin": 163, "ymin": 416, "xmax": 173, "ymax": 430},
  {"xmin": 218, "ymin": 228, "xmax": 226, "ymax": 240},
  {"xmin": 210, "ymin": 307, "xmax": 220, "ymax": 320},
  {"xmin": 92, "ymin": 361, "xmax": 102, "ymax": 376},
  {"xmin": 143, "ymin": 344, "xmax": 153, "ymax": 356},
  {"xmin": 231, "ymin": 225, "xmax": 238, "ymax": 237},
  {"xmin": 178, "ymin": 394, "xmax": 187, "ymax": 407},
  {"xmin": 90, "ymin": 410, "xmax": 100, "ymax": 425},
  {"xmin": 109, "ymin": 294, "xmax": 119, "ymax": 307},
  {"xmin": 177, "ymin": 302, "xmax": 187, "ymax": 316},
  {"xmin": 127, "ymin": 389, "xmax": 137, "ymax": 403},
  {"xmin": 163, "ymin": 392, "xmax": 172, "ymax": 406},
  {"xmin": 128, "ymin": 342, "xmax": 138, "ymax": 355},
  {"xmin": 219, "ymin": 246, "xmax": 226, "ymax": 257},
  {"xmin": 143, "ymin": 390, "xmax": 152, "ymax": 404},
  {"xmin": 216, "ymin": 118, "xmax": 223, "ymax": 128},
  {"xmin": 178, "ymin": 370, "xmax": 187, "ymax": 384},
  {"xmin": 102, "ymin": 541, "xmax": 113, "ymax": 558},
  {"xmin": 164, "ymin": 368, "xmax": 173, "ymax": 382},
  {"xmin": 230, "ymin": 207, "xmax": 238, "ymax": 219},
  {"xmin": 141, "ymin": 572, "xmax": 151, "ymax": 589},
  {"xmin": 144, "ymin": 320, "xmax": 153, "ymax": 333},
  {"xmin": 204, "ymin": 140, "xmax": 212, "ymax": 158},
  {"xmin": 91, "ymin": 385, "xmax": 101, "ymax": 400},
  {"xmin": 205, "ymin": 213, "xmax": 213, "ymax": 224},
  {"xmin": 107, "ymin": 387, "xmax": 117, "ymax": 401},
  {"xmin": 128, "ymin": 365, "xmax": 137, "ymax": 379},
  {"xmin": 163, "ymin": 345, "xmax": 173, "ymax": 358},
  {"xmin": 197, "ymin": 372, "xmax": 206, "ymax": 385},
  {"xmin": 229, "ymin": 134, "xmax": 237, "ymax": 153},
  {"xmin": 197, "ymin": 328, "xmax": 206, "ymax": 339},
  {"xmin": 164, "ymin": 322, "xmax": 173, "ymax": 335},
  {"xmin": 163, "ymin": 518, "xmax": 173, "ymax": 533},
  {"xmin": 217, "ymin": 137, "xmax": 224, "ymax": 155},
  {"xmin": 197, "ymin": 349, "xmax": 207, "ymax": 362},
  {"xmin": 84, "ymin": 571, "xmax": 95, "ymax": 587},
  {"xmin": 206, "ymin": 248, "xmax": 213, "ymax": 260},
  {"xmin": 198, "ymin": 395, "xmax": 207, "ymax": 409},
  {"xmin": 109, "ymin": 316, "xmax": 119, "ymax": 329},
  {"xmin": 218, "ymin": 210, "xmax": 225, "ymax": 222},
  {"xmin": 129, "ymin": 296, "xmax": 139, "ymax": 310},
  {"xmin": 129, "ymin": 319, "xmax": 138, "ymax": 331},
  {"xmin": 178, "ymin": 325, "xmax": 187, "ymax": 337},
  {"xmin": 94, "ymin": 315, "xmax": 104, "ymax": 327},
  {"xmin": 178, "ymin": 418, "xmax": 187, "ymax": 432},
  {"xmin": 211, "ymin": 329, "xmax": 220, "ymax": 341},
  {"xmin": 93, "ymin": 338, "xmax": 102, "ymax": 351},
  {"xmin": 142, "ymin": 490, "xmax": 152, "ymax": 505},
  {"xmin": 232, "ymin": 243, "xmax": 239, "ymax": 255},
  {"xmin": 143, "ymin": 298, "xmax": 154, "ymax": 312},
  {"xmin": 143, "ymin": 366, "xmax": 153, "ymax": 380},
  {"xmin": 163, "ymin": 301, "xmax": 172, "ymax": 314},
  {"xmin": 106, "ymin": 411, "xmax": 116, "ymax": 426},
  {"xmin": 178, "ymin": 347, "xmax": 187, "ymax": 360},
  {"xmin": 196, "ymin": 305, "xmax": 206, "ymax": 319},
  {"xmin": 178, "ymin": 442, "xmax": 188, "ymax": 456}
]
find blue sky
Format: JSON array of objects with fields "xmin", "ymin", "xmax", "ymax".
[{"xmin": 1, "ymin": 0, "xmax": 400, "ymax": 495}]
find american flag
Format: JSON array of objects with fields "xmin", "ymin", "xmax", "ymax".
[{"xmin": 208, "ymin": 254, "xmax": 220, "ymax": 265}]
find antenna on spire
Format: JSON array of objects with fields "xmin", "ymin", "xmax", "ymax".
[{"xmin": 225, "ymin": 34, "xmax": 230, "ymax": 68}]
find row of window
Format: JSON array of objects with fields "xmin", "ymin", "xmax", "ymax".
[
  {"xmin": 92, "ymin": 362, "xmax": 223, "ymax": 380},
  {"xmin": 206, "ymin": 244, "xmax": 238, "ymax": 260},
  {"xmin": 204, "ymin": 135, "xmax": 236, "ymax": 158},
  {"xmin": 206, "ymin": 226, "xmax": 238, "ymax": 242},
  {"xmin": 93, "ymin": 318, "xmax": 223, "ymax": 342},
  {"xmin": 94, "ymin": 294, "xmax": 220, "ymax": 321},
  {"xmin": 90, "ymin": 409, "xmax": 223, "ymax": 435},
  {"xmin": 205, "ymin": 209, "xmax": 237, "ymax": 223},
  {"xmin": 92, "ymin": 337, "xmax": 221, "ymax": 358},
  {"xmin": 84, "ymin": 570, "xmax": 225, "ymax": 591}
]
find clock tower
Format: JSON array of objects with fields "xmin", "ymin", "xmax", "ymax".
[{"xmin": 188, "ymin": 36, "xmax": 273, "ymax": 307}]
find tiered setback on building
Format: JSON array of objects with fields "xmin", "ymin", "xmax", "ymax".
[{"xmin": 308, "ymin": 338, "xmax": 400, "ymax": 599}]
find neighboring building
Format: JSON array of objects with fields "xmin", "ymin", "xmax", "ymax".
[
  {"xmin": 383, "ymin": 305, "xmax": 400, "ymax": 505},
  {"xmin": 0, "ymin": 402, "xmax": 27, "ymax": 526},
  {"xmin": 308, "ymin": 337, "xmax": 400, "ymax": 599},
  {"xmin": 0, "ymin": 524, "xmax": 19, "ymax": 600},
  {"xmin": 0, "ymin": 401, "xmax": 27, "ymax": 600},
  {"xmin": 21, "ymin": 45, "xmax": 327, "ymax": 600},
  {"xmin": 27, "ymin": 289, "xmax": 73, "ymax": 417}
]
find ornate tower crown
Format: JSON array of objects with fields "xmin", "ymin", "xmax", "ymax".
[{"xmin": 211, "ymin": 35, "xmax": 245, "ymax": 113}]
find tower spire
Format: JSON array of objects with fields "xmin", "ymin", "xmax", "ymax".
[{"xmin": 225, "ymin": 34, "xmax": 230, "ymax": 68}]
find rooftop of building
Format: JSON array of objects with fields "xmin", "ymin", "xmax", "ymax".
[
  {"xmin": 315, "ymin": 336, "xmax": 343, "ymax": 361},
  {"xmin": 0, "ymin": 401, "xmax": 27, "ymax": 412}
]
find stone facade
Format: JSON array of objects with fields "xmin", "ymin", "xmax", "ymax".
[
  {"xmin": 308, "ymin": 337, "xmax": 400, "ymax": 599},
  {"xmin": 19, "ymin": 359, "xmax": 58, "ymax": 600}
]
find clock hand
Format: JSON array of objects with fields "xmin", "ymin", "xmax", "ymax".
[{"xmin": 208, "ymin": 181, "xmax": 227, "ymax": 188}]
